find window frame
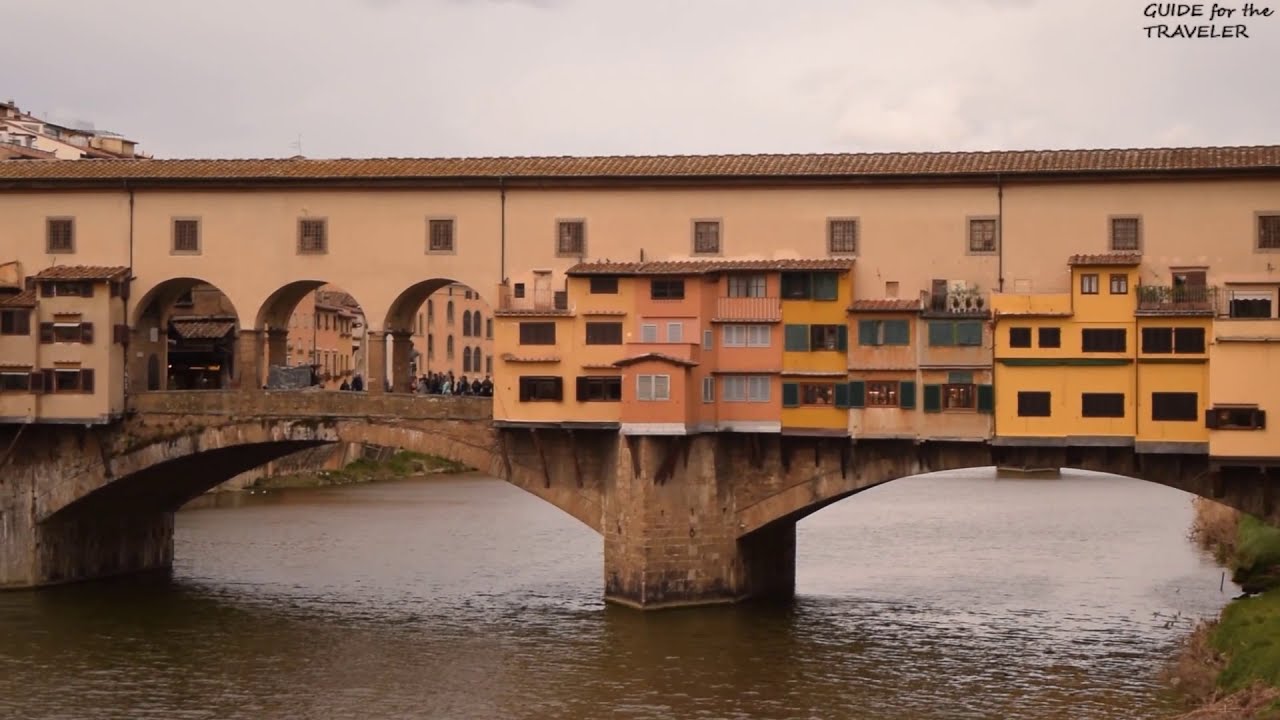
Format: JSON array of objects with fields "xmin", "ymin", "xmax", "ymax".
[
  {"xmin": 45, "ymin": 217, "xmax": 75, "ymax": 254},
  {"xmin": 691, "ymin": 219, "xmax": 722, "ymax": 255},
  {"xmin": 589, "ymin": 276, "xmax": 619, "ymax": 294},
  {"xmin": 1109, "ymin": 215, "xmax": 1142, "ymax": 252},
  {"xmin": 636, "ymin": 374, "xmax": 671, "ymax": 401},
  {"xmin": 171, "ymin": 217, "xmax": 202, "ymax": 255},
  {"xmin": 701, "ymin": 376, "xmax": 714, "ymax": 403},
  {"xmin": 584, "ymin": 321, "xmax": 623, "ymax": 345},
  {"xmin": 426, "ymin": 217, "xmax": 456, "ymax": 254},
  {"xmin": 518, "ymin": 321, "xmax": 556, "ymax": 345},
  {"xmin": 1152, "ymin": 391, "xmax": 1198, "ymax": 422},
  {"xmin": 866, "ymin": 380, "xmax": 900, "ymax": 408},
  {"xmin": 555, "ymin": 218, "xmax": 587, "ymax": 257},
  {"xmin": 828, "ymin": 217, "xmax": 859, "ymax": 256},
  {"xmin": 666, "ymin": 322, "xmax": 683, "ymax": 343},
  {"xmin": 1080, "ymin": 273, "xmax": 1100, "ymax": 295},
  {"xmin": 650, "ymin": 278, "xmax": 685, "ymax": 300},
  {"xmin": 1109, "ymin": 273, "xmax": 1129, "ymax": 295},
  {"xmin": 1038, "ymin": 327, "xmax": 1061, "ymax": 348},
  {"xmin": 966, "ymin": 216, "xmax": 998, "ymax": 255},
  {"xmin": 1082, "ymin": 392, "xmax": 1126, "ymax": 418},
  {"xmin": 1257, "ymin": 212, "xmax": 1280, "ymax": 252},
  {"xmin": 577, "ymin": 375, "xmax": 622, "ymax": 402},
  {"xmin": 943, "ymin": 383, "xmax": 977, "ymax": 411},
  {"xmin": 1008, "ymin": 327, "xmax": 1032, "ymax": 348},
  {"xmin": 1017, "ymin": 391, "xmax": 1051, "ymax": 417},
  {"xmin": 798, "ymin": 382, "xmax": 836, "ymax": 406},
  {"xmin": 727, "ymin": 274, "xmax": 767, "ymax": 298},
  {"xmin": 518, "ymin": 376, "xmax": 563, "ymax": 402},
  {"xmin": 297, "ymin": 217, "xmax": 328, "ymax": 255},
  {"xmin": 1081, "ymin": 327, "xmax": 1127, "ymax": 353},
  {"xmin": 0, "ymin": 308, "xmax": 31, "ymax": 336}
]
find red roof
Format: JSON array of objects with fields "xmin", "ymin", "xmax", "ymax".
[
  {"xmin": 0, "ymin": 289, "xmax": 36, "ymax": 307},
  {"xmin": 612, "ymin": 352, "xmax": 699, "ymax": 368},
  {"xmin": 0, "ymin": 146, "xmax": 1277, "ymax": 185},
  {"xmin": 33, "ymin": 265, "xmax": 130, "ymax": 281},
  {"xmin": 171, "ymin": 319, "xmax": 237, "ymax": 339},
  {"xmin": 568, "ymin": 258, "xmax": 853, "ymax": 276},
  {"xmin": 849, "ymin": 298, "xmax": 921, "ymax": 312},
  {"xmin": 1068, "ymin": 253, "xmax": 1143, "ymax": 267}
]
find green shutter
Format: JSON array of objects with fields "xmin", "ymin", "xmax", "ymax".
[
  {"xmin": 884, "ymin": 320, "xmax": 910, "ymax": 346},
  {"xmin": 836, "ymin": 324, "xmax": 848, "ymax": 352},
  {"xmin": 923, "ymin": 384, "xmax": 942, "ymax": 413},
  {"xmin": 977, "ymin": 384, "xmax": 994, "ymax": 414},
  {"xmin": 835, "ymin": 382, "xmax": 850, "ymax": 408},
  {"xmin": 782, "ymin": 382, "xmax": 800, "ymax": 408},
  {"xmin": 813, "ymin": 272, "xmax": 839, "ymax": 300},
  {"xmin": 956, "ymin": 321, "xmax": 983, "ymax": 346},
  {"xmin": 784, "ymin": 324, "xmax": 809, "ymax": 352},
  {"xmin": 899, "ymin": 381, "xmax": 916, "ymax": 410},
  {"xmin": 928, "ymin": 321, "xmax": 954, "ymax": 347},
  {"xmin": 858, "ymin": 320, "xmax": 879, "ymax": 346},
  {"xmin": 849, "ymin": 380, "xmax": 866, "ymax": 408}
]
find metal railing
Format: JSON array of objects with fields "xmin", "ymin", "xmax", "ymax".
[
  {"xmin": 920, "ymin": 289, "xmax": 990, "ymax": 317},
  {"xmin": 1136, "ymin": 285, "xmax": 1219, "ymax": 314}
]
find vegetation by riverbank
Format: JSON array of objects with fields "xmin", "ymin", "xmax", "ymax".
[
  {"xmin": 249, "ymin": 451, "xmax": 470, "ymax": 490},
  {"xmin": 1167, "ymin": 500, "xmax": 1280, "ymax": 719}
]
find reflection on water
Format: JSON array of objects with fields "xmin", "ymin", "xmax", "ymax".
[{"xmin": 0, "ymin": 470, "xmax": 1231, "ymax": 719}]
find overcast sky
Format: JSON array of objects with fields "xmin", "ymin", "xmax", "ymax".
[{"xmin": 2, "ymin": 0, "xmax": 1276, "ymax": 158}]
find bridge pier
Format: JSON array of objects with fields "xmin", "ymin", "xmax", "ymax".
[
  {"xmin": 235, "ymin": 329, "xmax": 264, "ymax": 390},
  {"xmin": 390, "ymin": 331, "xmax": 414, "ymax": 393},
  {"xmin": 366, "ymin": 330, "xmax": 387, "ymax": 394}
]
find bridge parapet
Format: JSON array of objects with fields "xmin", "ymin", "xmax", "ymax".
[{"xmin": 128, "ymin": 390, "xmax": 491, "ymax": 421}]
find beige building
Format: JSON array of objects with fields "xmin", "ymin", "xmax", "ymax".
[
  {"xmin": 285, "ymin": 285, "xmax": 363, "ymax": 389},
  {"xmin": 409, "ymin": 282, "xmax": 494, "ymax": 382},
  {"xmin": 0, "ymin": 99, "xmax": 145, "ymax": 160}
]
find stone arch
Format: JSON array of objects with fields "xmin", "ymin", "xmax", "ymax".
[
  {"xmin": 128, "ymin": 277, "xmax": 242, "ymax": 391},
  {"xmin": 253, "ymin": 280, "xmax": 369, "ymax": 389}
]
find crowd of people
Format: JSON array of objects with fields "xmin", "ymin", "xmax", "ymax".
[{"xmin": 330, "ymin": 370, "xmax": 492, "ymax": 396}]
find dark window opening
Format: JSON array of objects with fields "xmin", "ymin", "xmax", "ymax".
[
  {"xmin": 589, "ymin": 276, "xmax": 618, "ymax": 294},
  {"xmin": 1038, "ymin": 327, "xmax": 1061, "ymax": 348},
  {"xmin": 1009, "ymin": 327, "xmax": 1032, "ymax": 348},
  {"xmin": 1017, "ymin": 391, "xmax": 1051, "ymax": 417},
  {"xmin": 1082, "ymin": 328, "xmax": 1126, "ymax": 353},
  {"xmin": 1152, "ymin": 392, "xmax": 1198, "ymax": 422},
  {"xmin": 518, "ymin": 322, "xmax": 556, "ymax": 345},
  {"xmin": 519, "ymin": 376, "xmax": 563, "ymax": 402},
  {"xmin": 576, "ymin": 376, "xmax": 622, "ymax": 402},
  {"xmin": 1082, "ymin": 393, "xmax": 1125, "ymax": 418},
  {"xmin": 1207, "ymin": 406, "xmax": 1267, "ymax": 430},
  {"xmin": 585, "ymin": 322, "xmax": 623, "ymax": 345},
  {"xmin": 650, "ymin": 279, "xmax": 685, "ymax": 300}
]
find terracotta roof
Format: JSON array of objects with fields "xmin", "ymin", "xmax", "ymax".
[
  {"xmin": 849, "ymin": 298, "xmax": 921, "ymax": 313},
  {"xmin": 33, "ymin": 265, "xmax": 130, "ymax": 281},
  {"xmin": 0, "ymin": 147, "xmax": 1278, "ymax": 185},
  {"xmin": 1068, "ymin": 253, "xmax": 1143, "ymax": 267},
  {"xmin": 171, "ymin": 319, "xmax": 236, "ymax": 340},
  {"xmin": 612, "ymin": 352, "xmax": 699, "ymax": 368},
  {"xmin": 494, "ymin": 308, "xmax": 573, "ymax": 317},
  {"xmin": 0, "ymin": 289, "xmax": 36, "ymax": 307},
  {"xmin": 567, "ymin": 258, "xmax": 854, "ymax": 276},
  {"xmin": 500, "ymin": 353, "xmax": 561, "ymax": 363}
]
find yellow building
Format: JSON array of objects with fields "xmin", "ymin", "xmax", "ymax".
[
  {"xmin": 1208, "ymin": 318, "xmax": 1278, "ymax": 462},
  {"xmin": 780, "ymin": 263, "xmax": 854, "ymax": 435}
]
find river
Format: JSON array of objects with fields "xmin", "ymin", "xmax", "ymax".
[{"xmin": 0, "ymin": 469, "xmax": 1233, "ymax": 720}]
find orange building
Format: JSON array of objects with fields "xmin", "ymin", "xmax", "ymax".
[
  {"xmin": 285, "ymin": 285, "xmax": 362, "ymax": 389},
  {"xmin": 409, "ymin": 283, "xmax": 494, "ymax": 382}
]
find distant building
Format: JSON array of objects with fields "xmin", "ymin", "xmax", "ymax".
[
  {"xmin": 286, "ymin": 285, "xmax": 362, "ymax": 389},
  {"xmin": 0, "ymin": 99, "xmax": 148, "ymax": 160},
  {"xmin": 410, "ymin": 283, "xmax": 494, "ymax": 382}
]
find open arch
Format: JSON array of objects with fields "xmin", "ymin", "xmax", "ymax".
[
  {"xmin": 254, "ymin": 281, "xmax": 368, "ymax": 391},
  {"xmin": 129, "ymin": 277, "xmax": 241, "ymax": 391},
  {"xmin": 383, "ymin": 279, "xmax": 494, "ymax": 391}
]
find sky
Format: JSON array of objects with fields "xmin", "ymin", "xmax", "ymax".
[{"xmin": 1, "ymin": 0, "xmax": 1276, "ymax": 159}]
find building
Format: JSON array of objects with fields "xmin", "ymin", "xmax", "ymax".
[
  {"xmin": 286, "ymin": 285, "xmax": 362, "ymax": 389},
  {"xmin": 409, "ymin": 283, "xmax": 493, "ymax": 382},
  {"xmin": 1, "ymin": 99, "xmax": 146, "ymax": 160}
]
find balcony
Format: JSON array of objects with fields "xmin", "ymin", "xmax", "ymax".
[
  {"xmin": 1136, "ymin": 285, "xmax": 1218, "ymax": 316},
  {"xmin": 498, "ymin": 287, "xmax": 569, "ymax": 313},
  {"xmin": 920, "ymin": 289, "xmax": 990, "ymax": 319},
  {"xmin": 713, "ymin": 296, "xmax": 781, "ymax": 323}
]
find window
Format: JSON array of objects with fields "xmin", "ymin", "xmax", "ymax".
[
  {"xmin": 46, "ymin": 218, "xmax": 74, "ymax": 253},
  {"xmin": 519, "ymin": 322, "xmax": 556, "ymax": 345},
  {"xmin": 173, "ymin": 219, "xmax": 200, "ymax": 253},
  {"xmin": 1082, "ymin": 328, "xmax": 1126, "ymax": 352},
  {"xmin": 0, "ymin": 371, "xmax": 31, "ymax": 391},
  {"xmin": 447, "ymin": 301, "xmax": 455, "ymax": 325},
  {"xmin": 557, "ymin": 220, "xmax": 585, "ymax": 256},
  {"xmin": 944, "ymin": 383, "xmax": 976, "ymax": 410},
  {"xmin": 799, "ymin": 383, "xmax": 835, "ymax": 406},
  {"xmin": 1110, "ymin": 217, "xmax": 1141, "ymax": 251},
  {"xmin": 809, "ymin": 324, "xmax": 843, "ymax": 351},
  {"xmin": 48, "ymin": 368, "xmax": 94, "ymax": 394},
  {"xmin": 1152, "ymin": 392, "xmax": 1198, "ymax": 421},
  {"xmin": 1017, "ymin": 391, "xmax": 1051, "ymax": 417},
  {"xmin": 1174, "ymin": 327, "xmax": 1206, "ymax": 354},
  {"xmin": 40, "ymin": 281, "xmax": 93, "ymax": 298},
  {"xmin": 428, "ymin": 300, "xmax": 434, "ymax": 321},
  {"xmin": 650, "ymin": 279, "xmax": 685, "ymax": 300},
  {"xmin": 637, "ymin": 374, "xmax": 671, "ymax": 401},
  {"xmin": 702, "ymin": 330, "xmax": 713, "ymax": 350},
  {"xmin": 1142, "ymin": 327, "xmax": 1173, "ymax": 354},
  {"xmin": 702, "ymin": 376, "xmax": 714, "ymax": 403},
  {"xmin": 1109, "ymin": 274, "xmax": 1129, "ymax": 295},
  {"xmin": 866, "ymin": 381, "xmax": 899, "ymax": 407},
  {"xmin": 514, "ymin": 283, "xmax": 525, "ymax": 299},
  {"xmin": 722, "ymin": 376, "xmax": 771, "ymax": 403},
  {"xmin": 298, "ymin": 218, "xmax": 327, "ymax": 254},
  {"xmin": 428, "ymin": 219, "xmax": 454, "ymax": 252},
  {"xmin": 462, "ymin": 347, "xmax": 472, "ymax": 372},
  {"xmin": 640, "ymin": 324, "xmax": 658, "ymax": 343},
  {"xmin": 462, "ymin": 310, "xmax": 472, "ymax": 337},
  {"xmin": 780, "ymin": 272, "xmax": 839, "ymax": 301},
  {"xmin": 693, "ymin": 220, "xmax": 721, "ymax": 254},
  {"xmin": 486, "ymin": 356, "xmax": 493, "ymax": 375},
  {"xmin": 518, "ymin": 376, "xmax": 563, "ymax": 402},
  {"xmin": 486, "ymin": 318, "xmax": 493, "ymax": 339},
  {"xmin": 585, "ymin": 322, "xmax": 622, "ymax": 345},
  {"xmin": 1259, "ymin": 214, "xmax": 1280, "ymax": 250},
  {"xmin": 0, "ymin": 309, "xmax": 30, "ymax": 336},
  {"xmin": 1229, "ymin": 290, "xmax": 1274, "ymax": 318},
  {"xmin": 666, "ymin": 322, "xmax": 683, "ymax": 343},
  {"xmin": 723, "ymin": 324, "xmax": 770, "ymax": 347},
  {"xmin": 577, "ymin": 376, "xmax": 622, "ymax": 402},
  {"xmin": 829, "ymin": 219, "xmax": 858, "ymax": 255},
  {"xmin": 968, "ymin": 218, "xmax": 997, "ymax": 253},
  {"xmin": 928, "ymin": 321, "xmax": 983, "ymax": 347},
  {"xmin": 1142, "ymin": 327, "xmax": 1205, "ymax": 354},
  {"xmin": 1082, "ymin": 393, "xmax": 1125, "ymax": 418},
  {"xmin": 1008, "ymin": 327, "xmax": 1032, "ymax": 348},
  {"xmin": 1207, "ymin": 406, "xmax": 1267, "ymax": 430},
  {"xmin": 41, "ymin": 322, "xmax": 93, "ymax": 344},
  {"xmin": 727, "ymin": 274, "xmax": 767, "ymax": 298},
  {"xmin": 589, "ymin": 276, "xmax": 618, "ymax": 294},
  {"xmin": 857, "ymin": 319, "xmax": 910, "ymax": 346},
  {"xmin": 1080, "ymin": 273, "xmax": 1099, "ymax": 295},
  {"xmin": 174, "ymin": 289, "xmax": 194, "ymax": 308}
]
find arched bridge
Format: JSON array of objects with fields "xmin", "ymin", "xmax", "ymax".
[{"xmin": 4, "ymin": 390, "xmax": 1277, "ymax": 609}]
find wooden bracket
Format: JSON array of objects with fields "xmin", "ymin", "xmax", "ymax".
[
  {"xmin": 654, "ymin": 436, "xmax": 686, "ymax": 486},
  {"xmin": 530, "ymin": 428, "xmax": 552, "ymax": 489},
  {"xmin": 625, "ymin": 434, "xmax": 642, "ymax": 480},
  {"xmin": 840, "ymin": 442, "xmax": 850, "ymax": 480},
  {"xmin": 780, "ymin": 437, "xmax": 791, "ymax": 473},
  {"xmin": 498, "ymin": 430, "xmax": 514, "ymax": 481},
  {"xmin": 567, "ymin": 429, "xmax": 584, "ymax": 488}
]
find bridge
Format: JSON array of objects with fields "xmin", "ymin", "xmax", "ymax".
[{"xmin": 4, "ymin": 390, "xmax": 1277, "ymax": 608}]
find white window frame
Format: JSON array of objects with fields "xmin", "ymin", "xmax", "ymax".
[
  {"xmin": 640, "ymin": 323, "xmax": 658, "ymax": 343},
  {"xmin": 702, "ymin": 329, "xmax": 713, "ymax": 350},
  {"xmin": 722, "ymin": 376, "xmax": 747, "ymax": 402},
  {"xmin": 637, "ymin": 374, "xmax": 671, "ymax": 401},
  {"xmin": 747, "ymin": 325, "xmax": 770, "ymax": 347},
  {"xmin": 702, "ymin": 376, "xmax": 714, "ymax": 403},
  {"xmin": 748, "ymin": 376, "xmax": 770, "ymax": 402},
  {"xmin": 666, "ymin": 322, "xmax": 683, "ymax": 343}
]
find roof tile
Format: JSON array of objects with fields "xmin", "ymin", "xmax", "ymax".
[
  {"xmin": 568, "ymin": 258, "xmax": 854, "ymax": 276},
  {"xmin": 1068, "ymin": 253, "xmax": 1143, "ymax": 267},
  {"xmin": 171, "ymin": 319, "xmax": 237, "ymax": 339},
  {"xmin": 0, "ymin": 289, "xmax": 36, "ymax": 307},
  {"xmin": 850, "ymin": 298, "xmax": 922, "ymax": 312},
  {"xmin": 33, "ymin": 265, "xmax": 130, "ymax": 281},
  {"xmin": 612, "ymin": 352, "xmax": 699, "ymax": 368}
]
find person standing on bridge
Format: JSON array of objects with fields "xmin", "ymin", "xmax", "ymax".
[{"xmin": 351, "ymin": 374, "xmax": 364, "ymax": 392}]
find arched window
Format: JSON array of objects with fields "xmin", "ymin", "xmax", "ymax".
[
  {"xmin": 473, "ymin": 347, "xmax": 481, "ymax": 373},
  {"xmin": 485, "ymin": 355, "xmax": 492, "ymax": 375},
  {"xmin": 485, "ymin": 317, "xmax": 493, "ymax": 339},
  {"xmin": 447, "ymin": 335, "xmax": 454, "ymax": 359},
  {"xmin": 427, "ymin": 299, "xmax": 434, "ymax": 321},
  {"xmin": 427, "ymin": 334, "xmax": 434, "ymax": 359},
  {"xmin": 463, "ymin": 347, "xmax": 472, "ymax": 372},
  {"xmin": 462, "ymin": 310, "xmax": 472, "ymax": 337},
  {"xmin": 447, "ymin": 301, "xmax": 455, "ymax": 325}
]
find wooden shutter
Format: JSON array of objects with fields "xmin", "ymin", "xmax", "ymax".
[
  {"xmin": 113, "ymin": 324, "xmax": 130, "ymax": 344},
  {"xmin": 899, "ymin": 381, "xmax": 916, "ymax": 410},
  {"xmin": 836, "ymin": 324, "xmax": 848, "ymax": 352},
  {"xmin": 576, "ymin": 376, "xmax": 588, "ymax": 402},
  {"xmin": 858, "ymin": 320, "xmax": 878, "ymax": 346},
  {"xmin": 80, "ymin": 322, "xmax": 94, "ymax": 344},
  {"xmin": 40, "ymin": 322, "xmax": 54, "ymax": 344},
  {"xmin": 81, "ymin": 369, "xmax": 95, "ymax": 393},
  {"xmin": 956, "ymin": 321, "xmax": 983, "ymax": 346},
  {"xmin": 42, "ymin": 369, "xmax": 55, "ymax": 392},
  {"xmin": 783, "ymin": 325, "xmax": 809, "ymax": 352},
  {"xmin": 80, "ymin": 282, "xmax": 94, "ymax": 298},
  {"xmin": 29, "ymin": 371, "xmax": 44, "ymax": 393},
  {"xmin": 1205, "ymin": 409, "xmax": 1220, "ymax": 429},
  {"xmin": 834, "ymin": 382, "xmax": 850, "ymax": 408},
  {"xmin": 551, "ymin": 377, "xmax": 563, "ymax": 401},
  {"xmin": 848, "ymin": 380, "xmax": 865, "ymax": 409},
  {"xmin": 977, "ymin": 384, "xmax": 995, "ymax": 414},
  {"xmin": 927, "ymin": 322, "xmax": 953, "ymax": 346},
  {"xmin": 39, "ymin": 282, "xmax": 51, "ymax": 298},
  {"xmin": 782, "ymin": 382, "xmax": 799, "ymax": 408},
  {"xmin": 813, "ymin": 273, "xmax": 838, "ymax": 301},
  {"xmin": 1257, "ymin": 410, "xmax": 1268, "ymax": 430},
  {"xmin": 923, "ymin": 384, "xmax": 942, "ymax": 413}
]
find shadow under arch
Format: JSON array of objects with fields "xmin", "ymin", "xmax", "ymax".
[{"xmin": 129, "ymin": 277, "xmax": 242, "ymax": 391}]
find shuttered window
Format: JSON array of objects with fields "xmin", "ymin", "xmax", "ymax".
[
  {"xmin": 585, "ymin": 322, "xmax": 622, "ymax": 345},
  {"xmin": 1082, "ymin": 393, "xmax": 1125, "ymax": 418},
  {"xmin": 1017, "ymin": 391, "xmax": 1051, "ymax": 417},
  {"xmin": 518, "ymin": 376, "xmax": 562, "ymax": 402},
  {"xmin": 1152, "ymin": 392, "xmax": 1197, "ymax": 421}
]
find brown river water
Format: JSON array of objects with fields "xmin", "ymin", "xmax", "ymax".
[{"xmin": 0, "ymin": 469, "xmax": 1233, "ymax": 720}]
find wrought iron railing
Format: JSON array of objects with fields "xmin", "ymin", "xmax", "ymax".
[{"xmin": 1136, "ymin": 285, "xmax": 1218, "ymax": 314}]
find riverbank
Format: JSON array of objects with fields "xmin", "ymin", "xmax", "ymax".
[
  {"xmin": 246, "ymin": 451, "xmax": 470, "ymax": 491},
  {"xmin": 1168, "ymin": 500, "xmax": 1280, "ymax": 719}
]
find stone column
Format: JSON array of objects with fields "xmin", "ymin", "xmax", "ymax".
[
  {"xmin": 602, "ymin": 434, "xmax": 796, "ymax": 609},
  {"xmin": 366, "ymin": 330, "xmax": 387, "ymax": 395},
  {"xmin": 266, "ymin": 328, "xmax": 289, "ymax": 369},
  {"xmin": 390, "ymin": 331, "xmax": 414, "ymax": 394},
  {"xmin": 234, "ymin": 329, "xmax": 264, "ymax": 390}
]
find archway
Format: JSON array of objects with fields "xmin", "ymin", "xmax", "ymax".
[
  {"xmin": 255, "ymin": 281, "xmax": 369, "ymax": 391},
  {"xmin": 384, "ymin": 279, "xmax": 495, "ymax": 394},
  {"xmin": 129, "ymin": 277, "xmax": 241, "ymax": 391}
]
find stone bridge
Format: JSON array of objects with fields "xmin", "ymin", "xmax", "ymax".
[{"xmin": 3, "ymin": 390, "xmax": 1278, "ymax": 609}]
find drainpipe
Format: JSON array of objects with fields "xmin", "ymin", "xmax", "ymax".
[
  {"xmin": 125, "ymin": 182, "xmax": 135, "ymax": 410},
  {"xmin": 499, "ymin": 177, "xmax": 507, "ymax": 283},
  {"xmin": 996, "ymin": 173, "xmax": 1005, "ymax": 293}
]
